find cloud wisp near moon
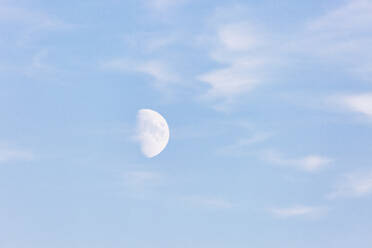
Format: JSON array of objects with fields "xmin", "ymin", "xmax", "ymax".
[{"xmin": 136, "ymin": 109, "xmax": 170, "ymax": 158}]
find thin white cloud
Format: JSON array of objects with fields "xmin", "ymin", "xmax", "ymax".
[
  {"xmin": 101, "ymin": 59, "xmax": 131, "ymax": 72},
  {"xmin": 123, "ymin": 171, "xmax": 164, "ymax": 189},
  {"xmin": 197, "ymin": 0, "xmax": 372, "ymax": 108},
  {"xmin": 146, "ymin": 36, "xmax": 177, "ymax": 51},
  {"xmin": 328, "ymin": 170, "xmax": 372, "ymax": 199},
  {"xmin": 120, "ymin": 170, "xmax": 166, "ymax": 200},
  {"xmin": 308, "ymin": 0, "xmax": 372, "ymax": 33},
  {"xmin": 262, "ymin": 150, "xmax": 333, "ymax": 172},
  {"xmin": 182, "ymin": 195, "xmax": 233, "ymax": 209},
  {"xmin": 101, "ymin": 58, "xmax": 179, "ymax": 88},
  {"xmin": 334, "ymin": 93, "xmax": 372, "ymax": 118},
  {"xmin": 197, "ymin": 60, "xmax": 263, "ymax": 103},
  {"xmin": 105, "ymin": 0, "xmax": 372, "ymax": 109},
  {"xmin": 0, "ymin": 3, "xmax": 65, "ymax": 29},
  {"xmin": 0, "ymin": 144, "xmax": 33, "ymax": 163},
  {"xmin": 0, "ymin": 2, "xmax": 70, "ymax": 79},
  {"xmin": 301, "ymin": 0, "xmax": 372, "ymax": 80},
  {"xmin": 145, "ymin": 0, "xmax": 188, "ymax": 12},
  {"xmin": 23, "ymin": 49, "xmax": 56, "ymax": 78},
  {"xmin": 123, "ymin": 32, "xmax": 178, "ymax": 52},
  {"xmin": 217, "ymin": 133, "xmax": 272, "ymax": 156},
  {"xmin": 0, "ymin": 1, "xmax": 70, "ymax": 47},
  {"xmin": 172, "ymin": 119, "xmax": 257, "ymax": 141},
  {"xmin": 137, "ymin": 60, "xmax": 179, "ymax": 83},
  {"xmin": 196, "ymin": 14, "xmax": 278, "ymax": 109},
  {"xmin": 269, "ymin": 205, "xmax": 327, "ymax": 218},
  {"xmin": 217, "ymin": 22, "xmax": 261, "ymax": 52}
]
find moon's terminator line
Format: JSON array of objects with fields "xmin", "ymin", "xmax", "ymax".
[{"xmin": 136, "ymin": 109, "xmax": 170, "ymax": 158}]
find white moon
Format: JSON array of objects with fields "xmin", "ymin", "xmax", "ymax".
[{"xmin": 136, "ymin": 109, "xmax": 170, "ymax": 158}]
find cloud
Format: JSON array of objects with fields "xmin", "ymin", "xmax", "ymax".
[
  {"xmin": 101, "ymin": 58, "xmax": 179, "ymax": 88},
  {"xmin": 0, "ymin": 2, "xmax": 70, "ymax": 79},
  {"xmin": 23, "ymin": 49, "xmax": 56, "ymax": 77},
  {"xmin": 182, "ymin": 195, "xmax": 233, "ymax": 209},
  {"xmin": 0, "ymin": 2, "xmax": 65, "ymax": 29},
  {"xmin": 262, "ymin": 150, "xmax": 333, "ymax": 172},
  {"xmin": 217, "ymin": 22, "xmax": 261, "ymax": 52},
  {"xmin": 103, "ymin": 31, "xmax": 182, "ymax": 93},
  {"xmin": 123, "ymin": 32, "xmax": 177, "ymax": 52},
  {"xmin": 196, "ymin": 16, "xmax": 278, "ymax": 109},
  {"xmin": 269, "ymin": 205, "xmax": 327, "ymax": 218},
  {"xmin": 197, "ymin": 0, "xmax": 372, "ymax": 108},
  {"xmin": 0, "ymin": 144, "xmax": 33, "ymax": 163},
  {"xmin": 120, "ymin": 170, "xmax": 166, "ymax": 200},
  {"xmin": 123, "ymin": 171, "xmax": 164, "ymax": 189},
  {"xmin": 217, "ymin": 133, "xmax": 271, "ymax": 156},
  {"xmin": 197, "ymin": 60, "xmax": 264, "ymax": 103},
  {"xmin": 328, "ymin": 170, "xmax": 372, "ymax": 199},
  {"xmin": 301, "ymin": 0, "xmax": 372, "ymax": 80},
  {"xmin": 106, "ymin": 0, "xmax": 372, "ymax": 109},
  {"xmin": 333, "ymin": 93, "xmax": 372, "ymax": 118},
  {"xmin": 137, "ymin": 60, "xmax": 179, "ymax": 83},
  {"xmin": 0, "ymin": 1, "xmax": 69, "ymax": 46},
  {"xmin": 308, "ymin": 0, "xmax": 372, "ymax": 33},
  {"xmin": 145, "ymin": 0, "xmax": 188, "ymax": 12},
  {"xmin": 0, "ymin": 49, "xmax": 61, "ymax": 82}
]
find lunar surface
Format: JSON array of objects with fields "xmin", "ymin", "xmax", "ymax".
[{"xmin": 136, "ymin": 109, "xmax": 170, "ymax": 158}]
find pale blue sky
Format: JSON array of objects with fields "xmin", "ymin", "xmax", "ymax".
[{"xmin": 1, "ymin": 0, "xmax": 372, "ymax": 247}]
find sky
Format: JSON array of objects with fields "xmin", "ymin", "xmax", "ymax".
[{"xmin": 1, "ymin": 0, "xmax": 372, "ymax": 247}]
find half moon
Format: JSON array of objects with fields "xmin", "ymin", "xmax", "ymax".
[{"xmin": 136, "ymin": 109, "xmax": 170, "ymax": 158}]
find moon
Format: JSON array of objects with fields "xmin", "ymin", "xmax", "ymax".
[{"xmin": 136, "ymin": 109, "xmax": 170, "ymax": 158}]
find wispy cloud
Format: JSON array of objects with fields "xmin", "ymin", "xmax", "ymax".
[
  {"xmin": 101, "ymin": 58, "xmax": 179, "ymax": 88},
  {"xmin": 308, "ymin": 0, "xmax": 372, "ymax": 34},
  {"xmin": 269, "ymin": 205, "xmax": 327, "ymax": 218},
  {"xmin": 123, "ymin": 171, "xmax": 164, "ymax": 190},
  {"xmin": 102, "ymin": 0, "xmax": 372, "ymax": 110},
  {"xmin": 217, "ymin": 133, "xmax": 271, "ymax": 156},
  {"xmin": 0, "ymin": 1, "xmax": 70, "ymax": 47},
  {"xmin": 216, "ymin": 21, "xmax": 265, "ymax": 52},
  {"xmin": 301, "ymin": 0, "xmax": 372, "ymax": 80},
  {"xmin": 119, "ymin": 170, "xmax": 166, "ymax": 200},
  {"xmin": 0, "ymin": 144, "xmax": 33, "ymax": 163},
  {"xmin": 197, "ymin": 60, "xmax": 264, "ymax": 102},
  {"xmin": 262, "ymin": 150, "xmax": 333, "ymax": 172},
  {"xmin": 0, "ymin": 2, "xmax": 66, "ymax": 29},
  {"xmin": 197, "ymin": 0, "xmax": 372, "ymax": 109},
  {"xmin": 197, "ymin": 20, "xmax": 272, "ymax": 109},
  {"xmin": 328, "ymin": 170, "xmax": 372, "ymax": 199},
  {"xmin": 182, "ymin": 195, "xmax": 233, "ymax": 209},
  {"xmin": 0, "ymin": 48, "xmax": 61, "ymax": 80},
  {"xmin": 0, "ymin": 2, "xmax": 71, "ymax": 79},
  {"xmin": 145, "ymin": 0, "xmax": 188, "ymax": 12},
  {"xmin": 101, "ymin": 0, "xmax": 372, "ymax": 112},
  {"xmin": 23, "ymin": 49, "xmax": 56, "ymax": 78},
  {"xmin": 137, "ymin": 60, "xmax": 179, "ymax": 83},
  {"xmin": 332, "ymin": 93, "xmax": 372, "ymax": 118},
  {"xmin": 123, "ymin": 32, "xmax": 178, "ymax": 52}
]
